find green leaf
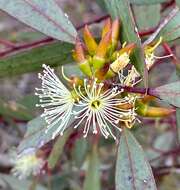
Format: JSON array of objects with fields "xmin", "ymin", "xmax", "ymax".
[
  {"xmin": 0, "ymin": 0, "xmax": 77, "ymax": 44},
  {"xmin": 175, "ymin": 64, "xmax": 180, "ymax": 143},
  {"xmin": 96, "ymin": 0, "xmax": 106, "ymax": 10},
  {"xmin": 18, "ymin": 95, "xmax": 39, "ymax": 111},
  {"xmin": 176, "ymin": 0, "xmax": 180, "ymax": 7},
  {"xmin": 176, "ymin": 108, "xmax": 180, "ymax": 142},
  {"xmin": 130, "ymin": 0, "xmax": 167, "ymax": 4},
  {"xmin": 150, "ymin": 81, "xmax": 180, "ymax": 107},
  {"xmin": 116, "ymin": 128, "xmax": 157, "ymax": 190},
  {"xmin": 72, "ymin": 138, "xmax": 88, "ymax": 168},
  {"xmin": 146, "ymin": 131, "xmax": 174, "ymax": 166},
  {"xmin": 103, "ymin": 0, "xmax": 145, "ymax": 77},
  {"xmin": 83, "ymin": 144, "xmax": 101, "ymax": 190},
  {"xmin": 133, "ymin": 4, "xmax": 160, "ymax": 30},
  {"xmin": 97, "ymin": 0, "xmax": 167, "ymax": 8},
  {"xmin": 0, "ymin": 99, "xmax": 33, "ymax": 121},
  {"xmin": 63, "ymin": 64, "xmax": 85, "ymax": 78},
  {"xmin": 0, "ymin": 174, "xmax": 46, "ymax": 190},
  {"xmin": 48, "ymin": 129, "xmax": 72, "ymax": 169},
  {"xmin": 0, "ymin": 42, "xmax": 73, "ymax": 78},
  {"xmin": 51, "ymin": 174, "xmax": 70, "ymax": 190},
  {"xmin": 159, "ymin": 11, "xmax": 180, "ymax": 42},
  {"xmin": 18, "ymin": 112, "xmax": 75, "ymax": 152}
]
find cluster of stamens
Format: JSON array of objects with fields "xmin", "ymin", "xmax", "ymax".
[{"xmin": 35, "ymin": 64, "xmax": 138, "ymax": 140}]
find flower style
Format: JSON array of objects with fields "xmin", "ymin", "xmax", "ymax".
[
  {"xmin": 35, "ymin": 64, "xmax": 75, "ymax": 139},
  {"xmin": 73, "ymin": 79, "xmax": 137, "ymax": 140},
  {"xmin": 11, "ymin": 149, "xmax": 45, "ymax": 179}
]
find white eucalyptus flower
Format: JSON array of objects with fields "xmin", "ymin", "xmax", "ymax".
[
  {"xmin": 73, "ymin": 79, "xmax": 137, "ymax": 140},
  {"xmin": 11, "ymin": 149, "xmax": 45, "ymax": 179},
  {"xmin": 35, "ymin": 64, "xmax": 75, "ymax": 139}
]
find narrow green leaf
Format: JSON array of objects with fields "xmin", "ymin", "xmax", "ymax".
[
  {"xmin": 176, "ymin": 63, "xmax": 180, "ymax": 143},
  {"xmin": 116, "ymin": 128, "xmax": 157, "ymax": 190},
  {"xmin": 51, "ymin": 175, "xmax": 70, "ymax": 190},
  {"xmin": 133, "ymin": 4, "xmax": 160, "ymax": 30},
  {"xmin": 0, "ymin": 174, "xmax": 46, "ymax": 190},
  {"xmin": 96, "ymin": 0, "xmax": 106, "ymax": 10},
  {"xmin": 0, "ymin": 42, "xmax": 73, "ymax": 78},
  {"xmin": 48, "ymin": 129, "xmax": 72, "ymax": 169},
  {"xmin": 151, "ymin": 81, "xmax": 180, "ymax": 107},
  {"xmin": 103, "ymin": 0, "xmax": 145, "ymax": 77},
  {"xmin": 97, "ymin": 0, "xmax": 167, "ymax": 9},
  {"xmin": 63, "ymin": 64, "xmax": 85, "ymax": 78},
  {"xmin": 159, "ymin": 11, "xmax": 180, "ymax": 42},
  {"xmin": 72, "ymin": 138, "xmax": 88, "ymax": 168},
  {"xmin": 0, "ymin": 0, "xmax": 77, "ymax": 44},
  {"xmin": 18, "ymin": 113, "xmax": 75, "ymax": 152},
  {"xmin": 0, "ymin": 99, "xmax": 33, "ymax": 121},
  {"xmin": 130, "ymin": 0, "xmax": 167, "ymax": 4},
  {"xmin": 176, "ymin": 108, "xmax": 180, "ymax": 142},
  {"xmin": 18, "ymin": 95, "xmax": 39, "ymax": 111},
  {"xmin": 83, "ymin": 144, "xmax": 101, "ymax": 190}
]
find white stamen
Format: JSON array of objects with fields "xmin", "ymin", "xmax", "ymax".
[
  {"xmin": 73, "ymin": 80, "xmax": 137, "ymax": 140},
  {"xmin": 35, "ymin": 64, "xmax": 75, "ymax": 139}
]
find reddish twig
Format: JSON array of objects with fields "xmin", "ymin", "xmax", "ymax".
[
  {"xmin": 162, "ymin": 42, "xmax": 178, "ymax": 65},
  {"xmin": 113, "ymin": 84, "xmax": 157, "ymax": 97},
  {"xmin": 0, "ymin": 37, "xmax": 54, "ymax": 57},
  {"xmin": 138, "ymin": 28, "xmax": 156, "ymax": 37},
  {"xmin": 0, "ymin": 14, "xmax": 109, "ymax": 58},
  {"xmin": 0, "ymin": 39, "xmax": 17, "ymax": 48},
  {"xmin": 76, "ymin": 14, "xmax": 109, "ymax": 30},
  {"xmin": 153, "ymin": 164, "xmax": 180, "ymax": 177},
  {"xmin": 161, "ymin": 0, "xmax": 175, "ymax": 12},
  {"xmin": 148, "ymin": 44, "xmax": 177, "ymax": 71}
]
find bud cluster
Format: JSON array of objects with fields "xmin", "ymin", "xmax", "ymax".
[{"xmin": 73, "ymin": 18, "xmax": 136, "ymax": 80}]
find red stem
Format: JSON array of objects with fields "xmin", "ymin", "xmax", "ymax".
[
  {"xmin": 0, "ymin": 39, "xmax": 17, "ymax": 48},
  {"xmin": 161, "ymin": 0, "xmax": 175, "ymax": 12},
  {"xmin": 76, "ymin": 14, "xmax": 109, "ymax": 30},
  {"xmin": 162, "ymin": 42, "xmax": 178, "ymax": 65},
  {"xmin": 138, "ymin": 28, "xmax": 156, "ymax": 37},
  {"xmin": 0, "ymin": 14, "xmax": 109, "ymax": 58},
  {"xmin": 0, "ymin": 37, "xmax": 54, "ymax": 57},
  {"xmin": 153, "ymin": 164, "xmax": 180, "ymax": 177}
]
